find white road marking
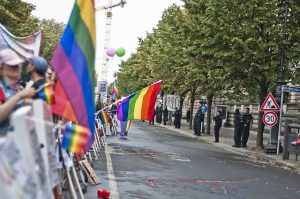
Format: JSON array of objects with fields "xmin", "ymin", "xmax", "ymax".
[{"xmin": 105, "ymin": 144, "xmax": 120, "ymax": 199}]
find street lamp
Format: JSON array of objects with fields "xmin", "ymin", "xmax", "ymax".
[{"xmin": 268, "ymin": 0, "xmax": 289, "ymax": 154}]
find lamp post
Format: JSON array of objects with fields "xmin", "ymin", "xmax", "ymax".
[{"xmin": 268, "ymin": 0, "xmax": 289, "ymax": 154}]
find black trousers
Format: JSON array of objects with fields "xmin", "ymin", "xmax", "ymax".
[
  {"xmin": 214, "ymin": 125, "xmax": 221, "ymax": 142},
  {"xmin": 234, "ymin": 126, "xmax": 242, "ymax": 146},
  {"xmin": 242, "ymin": 127, "xmax": 250, "ymax": 146}
]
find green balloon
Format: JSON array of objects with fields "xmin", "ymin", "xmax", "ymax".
[{"xmin": 116, "ymin": 48, "xmax": 126, "ymax": 57}]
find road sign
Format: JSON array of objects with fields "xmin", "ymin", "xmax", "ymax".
[
  {"xmin": 282, "ymin": 85, "xmax": 300, "ymax": 93},
  {"xmin": 263, "ymin": 111, "xmax": 278, "ymax": 126},
  {"xmin": 200, "ymin": 105, "xmax": 208, "ymax": 113},
  {"xmin": 260, "ymin": 93, "xmax": 280, "ymax": 111}
]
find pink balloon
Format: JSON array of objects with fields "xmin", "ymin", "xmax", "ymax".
[{"xmin": 106, "ymin": 48, "xmax": 116, "ymax": 57}]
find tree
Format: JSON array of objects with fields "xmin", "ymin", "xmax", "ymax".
[
  {"xmin": 198, "ymin": 0, "xmax": 300, "ymax": 149},
  {"xmin": 39, "ymin": 19, "xmax": 65, "ymax": 62},
  {"xmin": 0, "ymin": 0, "xmax": 39, "ymax": 36}
]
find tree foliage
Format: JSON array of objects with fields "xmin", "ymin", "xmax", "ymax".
[
  {"xmin": 0, "ymin": 0, "xmax": 65, "ymax": 63},
  {"xmin": 117, "ymin": 0, "xmax": 300, "ymax": 148}
]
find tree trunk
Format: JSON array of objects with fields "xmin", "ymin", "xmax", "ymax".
[
  {"xmin": 257, "ymin": 81, "xmax": 268, "ymax": 149},
  {"xmin": 189, "ymin": 86, "xmax": 196, "ymax": 129},
  {"xmin": 206, "ymin": 93, "xmax": 214, "ymax": 135}
]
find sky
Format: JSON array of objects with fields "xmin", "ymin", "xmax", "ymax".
[{"xmin": 23, "ymin": 0, "xmax": 184, "ymax": 83}]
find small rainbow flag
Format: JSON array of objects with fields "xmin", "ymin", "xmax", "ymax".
[
  {"xmin": 120, "ymin": 120, "xmax": 131, "ymax": 137},
  {"xmin": 98, "ymin": 111, "xmax": 110, "ymax": 125},
  {"xmin": 61, "ymin": 123, "xmax": 91, "ymax": 154},
  {"xmin": 112, "ymin": 81, "xmax": 119, "ymax": 101},
  {"xmin": 117, "ymin": 80, "xmax": 162, "ymax": 121},
  {"xmin": 38, "ymin": 83, "xmax": 55, "ymax": 104}
]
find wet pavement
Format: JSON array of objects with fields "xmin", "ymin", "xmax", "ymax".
[{"xmin": 84, "ymin": 121, "xmax": 300, "ymax": 199}]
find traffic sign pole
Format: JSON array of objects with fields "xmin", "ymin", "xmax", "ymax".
[{"xmin": 277, "ymin": 85, "xmax": 284, "ymax": 156}]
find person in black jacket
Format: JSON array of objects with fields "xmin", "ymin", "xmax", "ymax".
[
  {"xmin": 193, "ymin": 107, "xmax": 202, "ymax": 136},
  {"xmin": 174, "ymin": 107, "xmax": 181, "ymax": 128},
  {"xmin": 186, "ymin": 108, "xmax": 191, "ymax": 123},
  {"xmin": 163, "ymin": 106, "xmax": 168, "ymax": 125},
  {"xmin": 232, "ymin": 109, "xmax": 243, "ymax": 147},
  {"xmin": 155, "ymin": 105, "xmax": 163, "ymax": 124},
  {"xmin": 213, "ymin": 111, "xmax": 223, "ymax": 142},
  {"xmin": 241, "ymin": 108, "xmax": 253, "ymax": 147}
]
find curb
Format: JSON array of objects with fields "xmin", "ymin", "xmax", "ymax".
[{"xmin": 157, "ymin": 124, "xmax": 300, "ymax": 174}]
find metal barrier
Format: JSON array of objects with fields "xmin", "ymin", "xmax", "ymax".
[{"xmin": 283, "ymin": 120, "xmax": 300, "ymax": 160}]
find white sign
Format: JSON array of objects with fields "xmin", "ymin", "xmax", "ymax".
[
  {"xmin": 33, "ymin": 100, "xmax": 59, "ymax": 188},
  {"xmin": 165, "ymin": 94, "xmax": 180, "ymax": 111},
  {"xmin": 260, "ymin": 93, "xmax": 280, "ymax": 111},
  {"xmin": 0, "ymin": 135, "xmax": 39, "ymax": 199},
  {"xmin": 11, "ymin": 106, "xmax": 54, "ymax": 199},
  {"xmin": 98, "ymin": 80, "xmax": 108, "ymax": 103},
  {"xmin": 263, "ymin": 111, "xmax": 278, "ymax": 126}
]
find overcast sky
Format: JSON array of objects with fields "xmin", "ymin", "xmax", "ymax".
[{"xmin": 23, "ymin": 0, "xmax": 183, "ymax": 83}]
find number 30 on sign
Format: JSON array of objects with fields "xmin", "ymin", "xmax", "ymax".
[{"xmin": 263, "ymin": 111, "xmax": 278, "ymax": 127}]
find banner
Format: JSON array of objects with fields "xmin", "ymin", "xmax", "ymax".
[{"xmin": 0, "ymin": 23, "xmax": 42, "ymax": 58}]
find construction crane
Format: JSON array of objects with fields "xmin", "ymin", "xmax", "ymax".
[{"xmin": 95, "ymin": 0, "xmax": 126, "ymax": 103}]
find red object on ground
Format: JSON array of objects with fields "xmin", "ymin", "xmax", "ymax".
[{"xmin": 97, "ymin": 189, "xmax": 110, "ymax": 198}]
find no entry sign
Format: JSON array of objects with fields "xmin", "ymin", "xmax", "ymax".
[{"xmin": 263, "ymin": 111, "xmax": 278, "ymax": 127}]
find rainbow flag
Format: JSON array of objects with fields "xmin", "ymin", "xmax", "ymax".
[
  {"xmin": 38, "ymin": 83, "xmax": 55, "ymax": 104},
  {"xmin": 117, "ymin": 80, "xmax": 162, "ymax": 121},
  {"xmin": 98, "ymin": 111, "xmax": 110, "ymax": 125},
  {"xmin": 51, "ymin": 0, "xmax": 96, "ymax": 135},
  {"xmin": 62, "ymin": 123, "xmax": 91, "ymax": 154},
  {"xmin": 112, "ymin": 81, "xmax": 119, "ymax": 101},
  {"xmin": 51, "ymin": 81, "xmax": 78, "ymax": 123},
  {"xmin": 120, "ymin": 120, "xmax": 131, "ymax": 136}
]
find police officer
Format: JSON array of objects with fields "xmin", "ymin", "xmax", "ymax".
[
  {"xmin": 174, "ymin": 107, "xmax": 181, "ymax": 128},
  {"xmin": 232, "ymin": 109, "xmax": 243, "ymax": 147},
  {"xmin": 241, "ymin": 108, "xmax": 253, "ymax": 147},
  {"xmin": 193, "ymin": 107, "xmax": 202, "ymax": 136},
  {"xmin": 163, "ymin": 106, "xmax": 168, "ymax": 125},
  {"xmin": 213, "ymin": 111, "xmax": 223, "ymax": 142}
]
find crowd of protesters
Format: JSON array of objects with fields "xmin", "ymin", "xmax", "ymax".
[{"xmin": 0, "ymin": 48, "xmax": 53, "ymax": 135}]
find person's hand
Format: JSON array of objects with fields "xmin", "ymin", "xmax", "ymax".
[{"xmin": 18, "ymin": 87, "xmax": 36, "ymax": 99}]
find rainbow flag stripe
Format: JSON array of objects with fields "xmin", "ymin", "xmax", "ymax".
[
  {"xmin": 62, "ymin": 123, "xmax": 91, "ymax": 154},
  {"xmin": 117, "ymin": 80, "xmax": 162, "ymax": 121},
  {"xmin": 51, "ymin": 0, "xmax": 95, "ymax": 135},
  {"xmin": 112, "ymin": 81, "xmax": 119, "ymax": 101},
  {"xmin": 120, "ymin": 120, "xmax": 131, "ymax": 136},
  {"xmin": 98, "ymin": 111, "xmax": 110, "ymax": 125},
  {"xmin": 38, "ymin": 83, "xmax": 55, "ymax": 104}
]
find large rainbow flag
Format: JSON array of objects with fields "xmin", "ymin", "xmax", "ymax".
[
  {"xmin": 117, "ymin": 80, "xmax": 162, "ymax": 121},
  {"xmin": 51, "ymin": 0, "xmax": 96, "ymax": 135}
]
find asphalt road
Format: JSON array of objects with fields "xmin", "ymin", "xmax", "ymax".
[{"xmin": 86, "ymin": 121, "xmax": 300, "ymax": 199}]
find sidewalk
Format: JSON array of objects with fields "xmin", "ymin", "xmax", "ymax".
[{"xmin": 158, "ymin": 120, "xmax": 300, "ymax": 173}]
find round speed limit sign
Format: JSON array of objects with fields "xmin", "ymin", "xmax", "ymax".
[{"xmin": 263, "ymin": 111, "xmax": 278, "ymax": 126}]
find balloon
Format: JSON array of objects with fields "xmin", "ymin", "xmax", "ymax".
[
  {"xmin": 106, "ymin": 48, "xmax": 116, "ymax": 57},
  {"xmin": 116, "ymin": 47, "xmax": 126, "ymax": 57}
]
